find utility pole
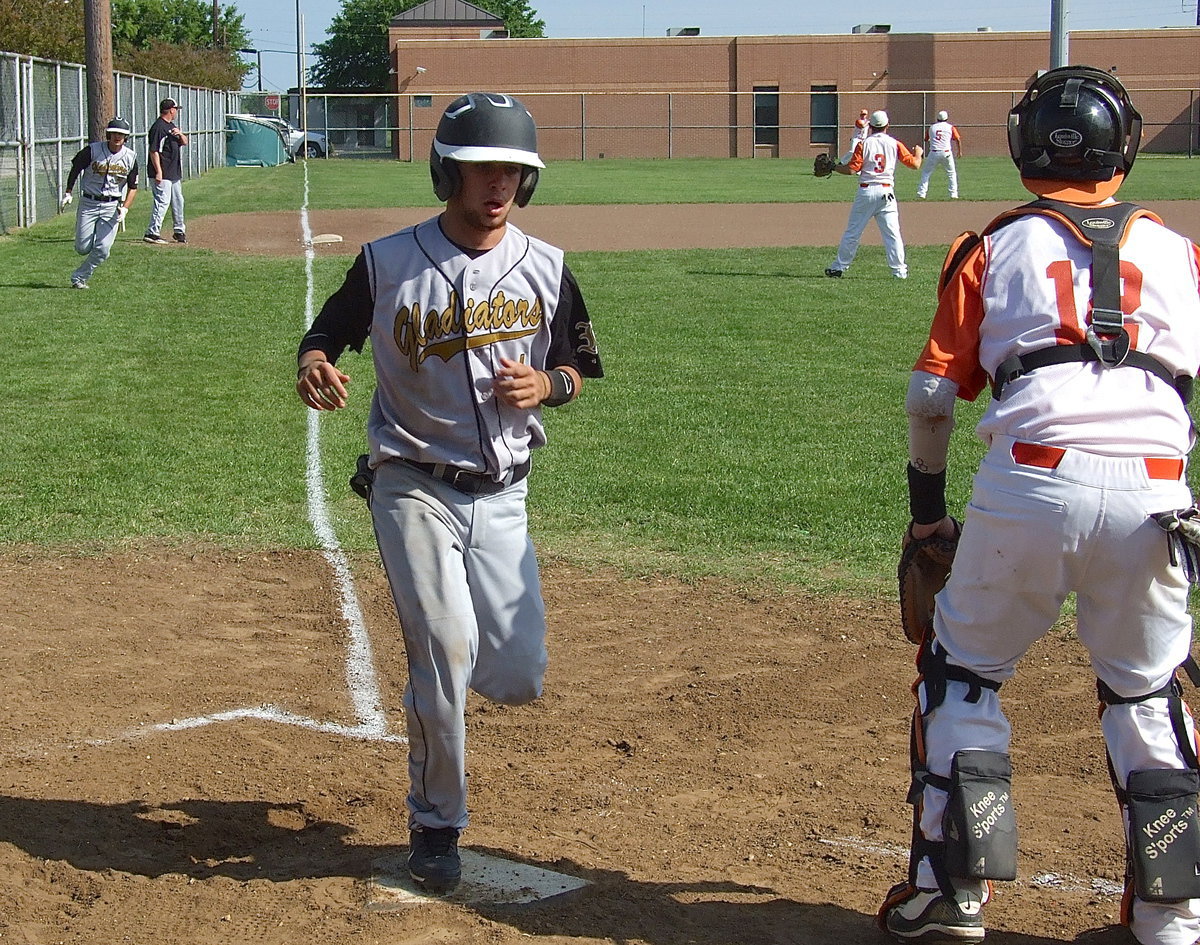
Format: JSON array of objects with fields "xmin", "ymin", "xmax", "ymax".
[
  {"xmin": 1049, "ymin": 0, "xmax": 1069, "ymax": 69},
  {"xmin": 83, "ymin": 0, "xmax": 115, "ymax": 141},
  {"xmin": 213, "ymin": 0, "xmax": 220, "ymax": 46}
]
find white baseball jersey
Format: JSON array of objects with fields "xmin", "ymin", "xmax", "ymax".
[
  {"xmin": 918, "ymin": 210, "xmax": 1200, "ymax": 457},
  {"xmin": 926, "ymin": 120, "xmax": 958, "ymax": 154},
  {"xmin": 851, "ymin": 133, "xmax": 918, "ymax": 187},
  {"xmin": 365, "ymin": 219, "xmax": 569, "ymax": 475},
  {"xmin": 68, "ymin": 141, "xmax": 137, "ymax": 200}
]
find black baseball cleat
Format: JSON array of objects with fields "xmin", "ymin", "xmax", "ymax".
[
  {"xmin": 173, "ymin": 231, "xmax": 187, "ymax": 243},
  {"xmin": 144, "ymin": 232, "xmax": 168, "ymax": 244},
  {"xmin": 824, "ymin": 268, "xmax": 844, "ymax": 278},
  {"xmin": 407, "ymin": 827, "xmax": 461, "ymax": 894}
]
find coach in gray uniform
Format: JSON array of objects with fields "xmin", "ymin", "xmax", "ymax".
[
  {"xmin": 295, "ymin": 92, "xmax": 602, "ymax": 895},
  {"xmin": 60, "ymin": 117, "xmax": 138, "ymax": 289}
]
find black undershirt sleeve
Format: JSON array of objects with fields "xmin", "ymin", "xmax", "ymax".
[
  {"xmin": 546, "ymin": 263, "xmax": 603, "ymax": 379},
  {"xmin": 298, "ymin": 251, "xmax": 373, "ymax": 363}
]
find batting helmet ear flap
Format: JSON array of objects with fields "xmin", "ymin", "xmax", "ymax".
[
  {"xmin": 430, "ymin": 146, "xmax": 462, "ymax": 202},
  {"xmin": 515, "ymin": 167, "xmax": 538, "ymax": 207}
]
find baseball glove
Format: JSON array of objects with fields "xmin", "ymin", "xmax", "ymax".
[
  {"xmin": 897, "ymin": 519, "xmax": 961, "ymax": 644},
  {"xmin": 813, "ymin": 153, "xmax": 838, "ymax": 178}
]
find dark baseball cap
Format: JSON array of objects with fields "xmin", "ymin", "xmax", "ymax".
[{"xmin": 160, "ymin": 98, "xmax": 180, "ymax": 111}]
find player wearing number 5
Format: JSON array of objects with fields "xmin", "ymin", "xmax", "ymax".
[
  {"xmin": 916, "ymin": 110, "xmax": 961, "ymax": 199},
  {"xmin": 824, "ymin": 110, "xmax": 922, "ymax": 280},
  {"xmin": 880, "ymin": 67, "xmax": 1200, "ymax": 944}
]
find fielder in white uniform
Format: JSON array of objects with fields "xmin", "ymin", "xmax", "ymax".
[
  {"xmin": 916, "ymin": 110, "xmax": 961, "ymax": 199},
  {"xmin": 60, "ymin": 117, "xmax": 138, "ymax": 289},
  {"xmin": 295, "ymin": 93, "xmax": 602, "ymax": 897},
  {"xmin": 881, "ymin": 67, "xmax": 1200, "ymax": 945},
  {"xmin": 825, "ymin": 110, "xmax": 923, "ymax": 280},
  {"xmin": 840, "ymin": 108, "xmax": 871, "ymax": 164}
]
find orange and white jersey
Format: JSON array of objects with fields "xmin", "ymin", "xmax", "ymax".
[
  {"xmin": 926, "ymin": 120, "xmax": 959, "ymax": 154},
  {"xmin": 916, "ymin": 211, "xmax": 1200, "ymax": 456},
  {"xmin": 849, "ymin": 133, "xmax": 920, "ymax": 187}
]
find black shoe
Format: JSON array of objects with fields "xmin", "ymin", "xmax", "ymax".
[
  {"xmin": 407, "ymin": 827, "xmax": 461, "ymax": 894},
  {"xmin": 173, "ymin": 231, "xmax": 187, "ymax": 243},
  {"xmin": 824, "ymin": 268, "xmax": 843, "ymax": 278},
  {"xmin": 144, "ymin": 233, "xmax": 168, "ymax": 244}
]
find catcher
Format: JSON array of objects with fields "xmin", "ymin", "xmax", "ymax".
[{"xmin": 882, "ymin": 66, "xmax": 1200, "ymax": 945}]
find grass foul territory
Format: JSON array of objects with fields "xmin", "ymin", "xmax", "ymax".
[{"xmin": 2, "ymin": 154, "xmax": 1195, "ymax": 597}]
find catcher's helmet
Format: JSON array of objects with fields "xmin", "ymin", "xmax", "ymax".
[
  {"xmin": 430, "ymin": 92, "xmax": 545, "ymax": 207},
  {"xmin": 105, "ymin": 116, "xmax": 132, "ymax": 136},
  {"xmin": 1007, "ymin": 66, "xmax": 1141, "ymax": 183}
]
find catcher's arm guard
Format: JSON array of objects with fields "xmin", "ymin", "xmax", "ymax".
[
  {"xmin": 813, "ymin": 153, "xmax": 838, "ymax": 178},
  {"xmin": 897, "ymin": 518, "xmax": 961, "ymax": 644}
]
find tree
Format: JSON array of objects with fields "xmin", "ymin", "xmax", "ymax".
[
  {"xmin": 0, "ymin": 0, "xmax": 86, "ymax": 62},
  {"xmin": 110, "ymin": 0, "xmax": 251, "ymax": 88},
  {"xmin": 0, "ymin": 0, "xmax": 249, "ymax": 88},
  {"xmin": 111, "ymin": 0, "xmax": 249, "ymax": 52},
  {"xmin": 310, "ymin": 0, "xmax": 544, "ymax": 90}
]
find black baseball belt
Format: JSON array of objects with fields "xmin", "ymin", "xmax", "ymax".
[
  {"xmin": 400, "ymin": 457, "xmax": 530, "ymax": 496},
  {"xmin": 83, "ymin": 193, "xmax": 120, "ymax": 202}
]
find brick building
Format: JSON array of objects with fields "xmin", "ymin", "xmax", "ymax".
[{"xmin": 384, "ymin": 4, "xmax": 1200, "ymax": 160}]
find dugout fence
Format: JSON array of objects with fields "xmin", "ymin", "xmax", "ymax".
[
  {"xmin": 0, "ymin": 50, "xmax": 236, "ymax": 233},
  {"xmin": 243, "ymin": 87, "xmax": 1200, "ymax": 165}
]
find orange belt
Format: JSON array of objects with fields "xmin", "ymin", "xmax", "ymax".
[{"xmin": 1011, "ymin": 441, "xmax": 1184, "ymax": 480}]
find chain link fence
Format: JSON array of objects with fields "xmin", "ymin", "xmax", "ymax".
[
  {"xmin": 241, "ymin": 88, "xmax": 1199, "ymax": 164},
  {"xmin": 0, "ymin": 51, "xmax": 237, "ymax": 233}
]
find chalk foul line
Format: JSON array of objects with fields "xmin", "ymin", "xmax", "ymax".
[{"xmin": 94, "ymin": 162, "xmax": 403, "ymax": 748}]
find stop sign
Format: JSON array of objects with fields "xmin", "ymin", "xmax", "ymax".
[{"xmin": 265, "ymin": 93, "xmax": 280, "ymax": 112}]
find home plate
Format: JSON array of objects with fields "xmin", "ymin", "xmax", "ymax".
[
  {"xmin": 307, "ymin": 233, "xmax": 343, "ymax": 245},
  {"xmin": 367, "ymin": 849, "xmax": 589, "ymax": 910}
]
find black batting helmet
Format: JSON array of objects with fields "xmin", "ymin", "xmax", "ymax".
[
  {"xmin": 1007, "ymin": 66, "xmax": 1141, "ymax": 183},
  {"xmin": 105, "ymin": 116, "xmax": 132, "ymax": 136},
  {"xmin": 430, "ymin": 92, "xmax": 545, "ymax": 207}
]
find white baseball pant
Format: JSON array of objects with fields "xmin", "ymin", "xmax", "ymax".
[
  {"xmin": 917, "ymin": 150, "xmax": 958, "ymax": 198},
  {"xmin": 831, "ymin": 184, "xmax": 908, "ymax": 278},
  {"xmin": 370, "ymin": 459, "xmax": 548, "ymax": 832},
  {"xmin": 916, "ymin": 436, "xmax": 1198, "ymax": 945},
  {"xmin": 147, "ymin": 178, "xmax": 185, "ymax": 236},
  {"xmin": 72, "ymin": 197, "xmax": 121, "ymax": 283}
]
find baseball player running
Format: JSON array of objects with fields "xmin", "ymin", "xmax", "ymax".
[
  {"xmin": 881, "ymin": 66, "xmax": 1200, "ymax": 945},
  {"xmin": 824, "ymin": 110, "xmax": 922, "ymax": 280},
  {"xmin": 295, "ymin": 92, "xmax": 602, "ymax": 896},
  {"xmin": 60, "ymin": 117, "xmax": 138, "ymax": 289},
  {"xmin": 916, "ymin": 110, "xmax": 961, "ymax": 199}
]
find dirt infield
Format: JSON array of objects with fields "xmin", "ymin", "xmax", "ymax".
[
  {"xmin": 189, "ymin": 199, "xmax": 1200, "ymax": 255},
  {"xmin": 4, "ymin": 200, "xmax": 1187, "ymax": 944}
]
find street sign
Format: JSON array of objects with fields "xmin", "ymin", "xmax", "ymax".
[{"xmin": 265, "ymin": 93, "xmax": 280, "ymax": 112}]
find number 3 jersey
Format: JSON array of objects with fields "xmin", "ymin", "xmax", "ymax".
[{"xmin": 916, "ymin": 209, "xmax": 1200, "ymax": 457}]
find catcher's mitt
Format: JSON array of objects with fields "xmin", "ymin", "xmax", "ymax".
[
  {"xmin": 813, "ymin": 153, "xmax": 838, "ymax": 178},
  {"xmin": 897, "ymin": 519, "xmax": 961, "ymax": 644}
]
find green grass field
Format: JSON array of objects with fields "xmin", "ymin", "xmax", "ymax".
[{"xmin": 1, "ymin": 155, "xmax": 1195, "ymax": 596}]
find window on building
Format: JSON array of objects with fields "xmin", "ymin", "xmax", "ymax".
[
  {"xmin": 811, "ymin": 85, "xmax": 838, "ymax": 146},
  {"xmin": 753, "ymin": 86, "xmax": 779, "ymax": 146}
]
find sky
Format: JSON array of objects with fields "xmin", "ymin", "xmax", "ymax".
[{"xmin": 235, "ymin": 0, "xmax": 1199, "ymax": 94}]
